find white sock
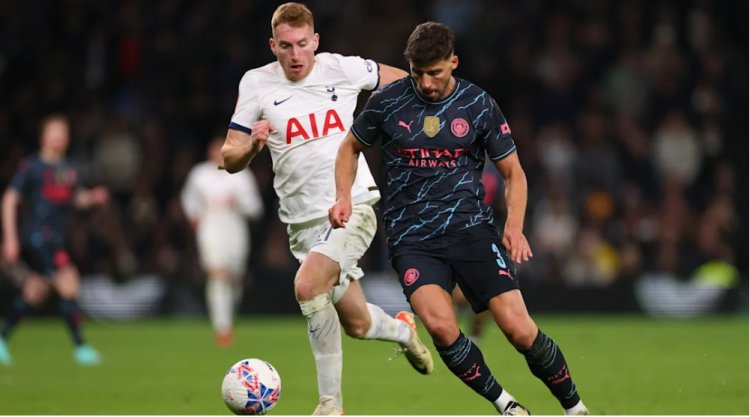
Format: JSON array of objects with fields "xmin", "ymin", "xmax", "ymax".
[
  {"xmin": 564, "ymin": 400, "xmax": 588, "ymax": 415},
  {"xmin": 493, "ymin": 389, "xmax": 516, "ymax": 413},
  {"xmin": 362, "ymin": 303, "xmax": 411, "ymax": 344},
  {"xmin": 207, "ymin": 278, "xmax": 233, "ymax": 333},
  {"xmin": 299, "ymin": 294, "xmax": 343, "ymax": 408}
]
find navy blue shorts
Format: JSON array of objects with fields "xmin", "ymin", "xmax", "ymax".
[
  {"xmin": 390, "ymin": 223, "xmax": 519, "ymax": 313},
  {"xmin": 22, "ymin": 241, "xmax": 71, "ymax": 278}
]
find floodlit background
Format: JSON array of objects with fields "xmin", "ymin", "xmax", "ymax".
[{"xmin": 0, "ymin": 0, "xmax": 747, "ymax": 415}]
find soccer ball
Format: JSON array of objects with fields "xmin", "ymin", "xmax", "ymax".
[{"xmin": 222, "ymin": 358, "xmax": 282, "ymax": 415}]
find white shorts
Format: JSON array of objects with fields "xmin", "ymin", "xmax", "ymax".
[
  {"xmin": 197, "ymin": 214, "xmax": 249, "ymax": 276},
  {"xmin": 287, "ymin": 204, "xmax": 377, "ymax": 303}
]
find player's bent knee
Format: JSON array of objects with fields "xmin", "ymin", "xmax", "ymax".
[
  {"xmin": 341, "ymin": 318, "xmax": 370, "ymax": 339},
  {"xmin": 293, "ymin": 270, "xmax": 316, "ymax": 301},
  {"xmin": 56, "ymin": 280, "xmax": 80, "ymax": 299},
  {"xmin": 294, "ymin": 277, "xmax": 328, "ymax": 302},
  {"xmin": 294, "ymin": 266, "xmax": 338, "ymax": 302},
  {"xmin": 24, "ymin": 278, "xmax": 50, "ymax": 306},
  {"xmin": 420, "ymin": 315, "xmax": 460, "ymax": 346},
  {"xmin": 54, "ymin": 268, "xmax": 80, "ymax": 298},
  {"xmin": 25, "ymin": 290, "xmax": 48, "ymax": 307},
  {"xmin": 503, "ymin": 322, "xmax": 538, "ymax": 350},
  {"xmin": 206, "ymin": 268, "xmax": 231, "ymax": 281}
]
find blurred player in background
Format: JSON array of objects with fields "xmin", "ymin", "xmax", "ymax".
[
  {"xmin": 220, "ymin": 3, "xmax": 433, "ymax": 414},
  {"xmin": 181, "ymin": 136, "xmax": 264, "ymax": 348},
  {"xmin": 0, "ymin": 114, "xmax": 108, "ymax": 366},
  {"xmin": 331, "ymin": 22, "xmax": 588, "ymax": 415}
]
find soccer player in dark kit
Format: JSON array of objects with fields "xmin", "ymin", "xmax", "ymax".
[
  {"xmin": 0, "ymin": 114, "xmax": 108, "ymax": 366},
  {"xmin": 330, "ymin": 22, "xmax": 588, "ymax": 415}
]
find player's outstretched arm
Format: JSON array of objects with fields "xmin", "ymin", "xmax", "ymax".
[
  {"xmin": 1, "ymin": 188, "xmax": 21, "ymax": 262},
  {"xmin": 377, "ymin": 63, "xmax": 408, "ymax": 88},
  {"xmin": 221, "ymin": 120, "xmax": 274, "ymax": 173},
  {"xmin": 329, "ymin": 132, "xmax": 365, "ymax": 229},
  {"xmin": 494, "ymin": 152, "xmax": 533, "ymax": 264}
]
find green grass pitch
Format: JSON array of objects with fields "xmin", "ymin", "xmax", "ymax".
[{"xmin": 0, "ymin": 314, "xmax": 746, "ymax": 415}]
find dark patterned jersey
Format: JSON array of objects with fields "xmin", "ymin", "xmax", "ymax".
[
  {"xmin": 351, "ymin": 77, "xmax": 516, "ymax": 251},
  {"xmin": 8, "ymin": 155, "xmax": 78, "ymax": 246}
]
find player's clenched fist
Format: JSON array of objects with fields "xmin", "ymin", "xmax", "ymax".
[
  {"xmin": 328, "ymin": 198, "xmax": 352, "ymax": 229},
  {"xmin": 250, "ymin": 120, "xmax": 275, "ymax": 152}
]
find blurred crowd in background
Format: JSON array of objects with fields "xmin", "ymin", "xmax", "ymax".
[{"xmin": 0, "ymin": 0, "xmax": 746, "ymax": 313}]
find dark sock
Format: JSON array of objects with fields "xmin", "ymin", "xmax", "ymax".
[
  {"xmin": 59, "ymin": 298, "xmax": 85, "ymax": 346},
  {"xmin": 435, "ymin": 332, "xmax": 503, "ymax": 402},
  {"xmin": 1, "ymin": 297, "xmax": 34, "ymax": 339},
  {"xmin": 521, "ymin": 330, "xmax": 580, "ymax": 409}
]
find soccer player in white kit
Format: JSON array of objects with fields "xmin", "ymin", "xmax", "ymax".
[
  {"xmin": 181, "ymin": 137, "xmax": 263, "ymax": 347},
  {"xmin": 220, "ymin": 3, "xmax": 434, "ymax": 414}
]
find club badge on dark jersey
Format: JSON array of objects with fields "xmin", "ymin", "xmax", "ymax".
[
  {"xmin": 423, "ymin": 116, "xmax": 440, "ymax": 138},
  {"xmin": 351, "ymin": 77, "xmax": 517, "ymax": 250}
]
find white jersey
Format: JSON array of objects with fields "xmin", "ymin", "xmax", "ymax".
[
  {"xmin": 181, "ymin": 162, "xmax": 264, "ymax": 258},
  {"xmin": 230, "ymin": 52, "xmax": 381, "ymax": 225}
]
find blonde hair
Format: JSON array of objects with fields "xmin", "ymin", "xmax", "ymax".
[{"xmin": 271, "ymin": 2, "xmax": 314, "ymax": 34}]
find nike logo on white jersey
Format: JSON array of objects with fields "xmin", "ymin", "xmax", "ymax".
[{"xmin": 274, "ymin": 97, "xmax": 292, "ymax": 106}]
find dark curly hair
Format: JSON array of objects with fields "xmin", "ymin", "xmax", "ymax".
[{"xmin": 404, "ymin": 22, "xmax": 455, "ymax": 66}]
